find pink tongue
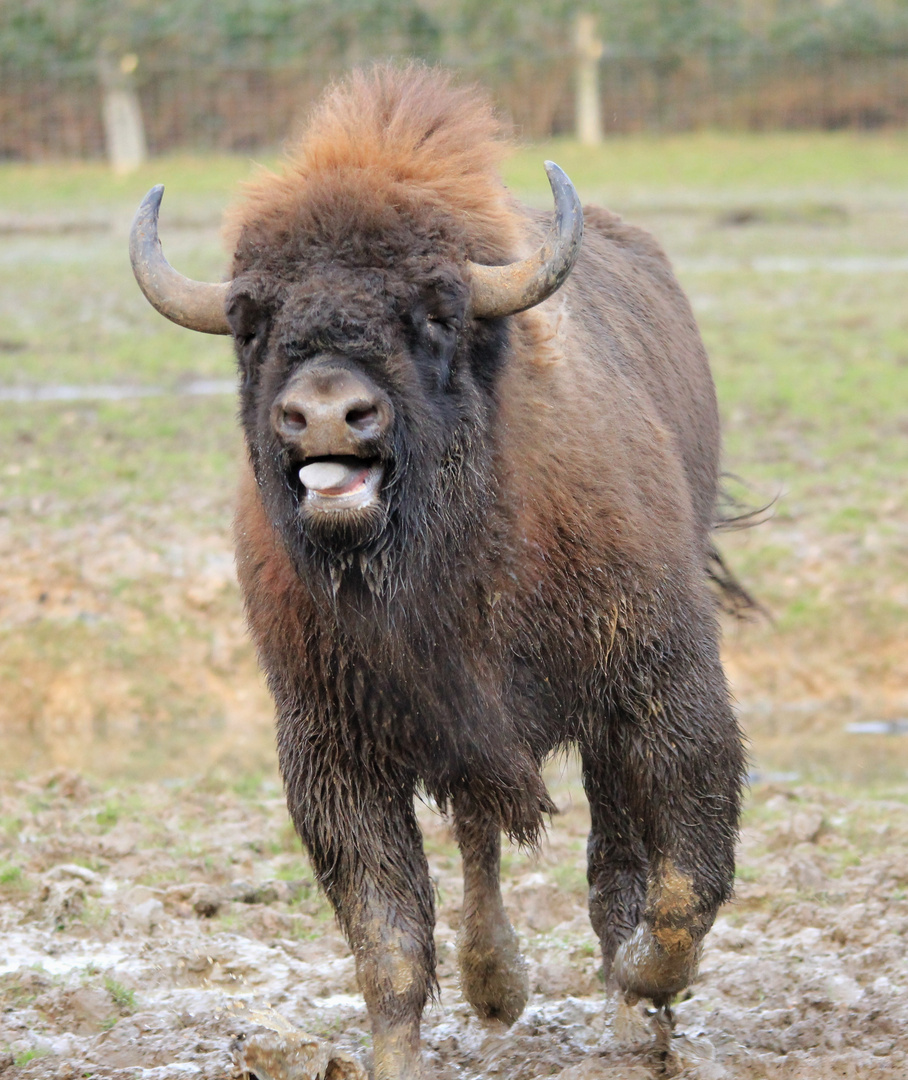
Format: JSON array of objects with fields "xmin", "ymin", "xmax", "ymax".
[{"xmin": 299, "ymin": 460, "xmax": 367, "ymax": 494}]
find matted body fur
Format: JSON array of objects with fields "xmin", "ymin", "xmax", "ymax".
[{"xmin": 219, "ymin": 66, "xmax": 746, "ymax": 1079}]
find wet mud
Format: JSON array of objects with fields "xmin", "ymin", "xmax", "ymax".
[{"xmin": 2, "ymin": 770, "xmax": 907, "ymax": 1079}]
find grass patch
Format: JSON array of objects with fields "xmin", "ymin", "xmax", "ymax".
[
  {"xmin": 0, "ymin": 816, "xmax": 22, "ymax": 839},
  {"xmin": 272, "ymin": 858, "xmax": 310, "ymax": 882},
  {"xmin": 0, "ymin": 398, "xmax": 242, "ymax": 524},
  {"xmin": 104, "ymin": 977, "xmax": 136, "ymax": 1013},
  {"xmin": 267, "ymin": 820, "xmax": 305, "ymax": 856},
  {"xmin": 0, "ymin": 154, "xmax": 272, "ymax": 218},
  {"xmin": 0, "ymin": 862, "xmax": 24, "ymax": 886},
  {"xmin": 506, "ymin": 131, "xmax": 908, "ymax": 202},
  {"xmin": 95, "ymin": 800, "xmax": 122, "ymax": 830},
  {"xmin": 0, "ymin": 133, "xmax": 907, "ymax": 219},
  {"xmin": 0, "ymin": 972, "xmax": 45, "ymax": 1008},
  {"xmin": 0, "ymin": 862, "xmax": 29, "ymax": 895},
  {"xmin": 735, "ymin": 865, "xmax": 761, "ymax": 884},
  {"xmin": 13, "ymin": 1048, "xmax": 48, "ymax": 1067},
  {"xmin": 550, "ymin": 863, "xmax": 588, "ymax": 897}
]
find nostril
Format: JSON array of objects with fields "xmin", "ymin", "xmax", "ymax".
[
  {"xmin": 282, "ymin": 407, "xmax": 307, "ymax": 431},
  {"xmin": 345, "ymin": 403, "xmax": 379, "ymax": 431}
]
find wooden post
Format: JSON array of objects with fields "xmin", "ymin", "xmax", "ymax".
[
  {"xmin": 574, "ymin": 13, "xmax": 604, "ymax": 145},
  {"xmin": 99, "ymin": 52, "xmax": 147, "ymax": 175}
]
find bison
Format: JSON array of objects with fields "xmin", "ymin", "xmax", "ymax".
[{"xmin": 130, "ymin": 65, "xmax": 747, "ymax": 1079}]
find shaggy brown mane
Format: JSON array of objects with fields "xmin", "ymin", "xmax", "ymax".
[{"xmin": 225, "ymin": 64, "xmax": 523, "ymax": 261}]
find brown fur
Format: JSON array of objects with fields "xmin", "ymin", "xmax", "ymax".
[
  {"xmin": 219, "ymin": 65, "xmax": 747, "ymax": 1075},
  {"xmin": 225, "ymin": 65, "xmax": 522, "ymax": 268}
]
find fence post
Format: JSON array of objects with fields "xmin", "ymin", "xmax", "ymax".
[
  {"xmin": 98, "ymin": 52, "xmax": 147, "ymax": 175},
  {"xmin": 574, "ymin": 12, "xmax": 604, "ymax": 144}
]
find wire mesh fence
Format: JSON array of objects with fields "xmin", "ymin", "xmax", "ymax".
[{"xmin": 2, "ymin": 48, "xmax": 908, "ymax": 163}]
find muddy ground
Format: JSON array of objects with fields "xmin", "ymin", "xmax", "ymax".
[{"xmin": 2, "ymin": 766, "xmax": 908, "ymax": 1079}]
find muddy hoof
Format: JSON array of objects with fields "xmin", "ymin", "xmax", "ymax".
[
  {"xmin": 234, "ymin": 1030, "xmax": 366, "ymax": 1080},
  {"xmin": 231, "ymin": 1006, "xmax": 367, "ymax": 1080},
  {"xmin": 458, "ymin": 921, "xmax": 529, "ymax": 1025},
  {"xmin": 613, "ymin": 923, "xmax": 701, "ymax": 1008}
]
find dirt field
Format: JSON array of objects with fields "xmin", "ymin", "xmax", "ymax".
[{"xmin": 2, "ymin": 766, "xmax": 908, "ymax": 1079}]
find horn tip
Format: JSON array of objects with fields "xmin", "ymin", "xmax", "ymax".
[
  {"xmin": 142, "ymin": 184, "xmax": 165, "ymax": 211},
  {"xmin": 542, "ymin": 161, "xmax": 577, "ymax": 199}
]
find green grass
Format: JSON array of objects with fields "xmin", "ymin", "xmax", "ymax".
[
  {"xmin": 0, "ymin": 154, "xmax": 269, "ymax": 218},
  {"xmin": 13, "ymin": 1048, "xmax": 47, "ymax": 1067},
  {"xmin": 104, "ymin": 977, "xmax": 137, "ymax": 1012},
  {"xmin": 507, "ymin": 131, "xmax": 908, "ymax": 202},
  {"xmin": 0, "ymin": 397, "xmax": 242, "ymax": 526},
  {"xmin": 550, "ymin": 862, "xmax": 588, "ymax": 897},
  {"xmin": 0, "ymin": 863, "xmax": 26, "ymax": 890},
  {"xmin": 0, "ymin": 816, "xmax": 21, "ymax": 840},
  {"xmin": 5, "ymin": 133, "xmax": 907, "ymax": 216},
  {"xmin": 95, "ymin": 799, "xmax": 123, "ymax": 830}
]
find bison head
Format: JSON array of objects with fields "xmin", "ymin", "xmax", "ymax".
[{"xmin": 130, "ymin": 164, "xmax": 581, "ymax": 583}]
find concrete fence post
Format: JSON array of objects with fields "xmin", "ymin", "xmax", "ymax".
[
  {"xmin": 574, "ymin": 12, "xmax": 604, "ymax": 145},
  {"xmin": 98, "ymin": 52, "xmax": 148, "ymax": 175}
]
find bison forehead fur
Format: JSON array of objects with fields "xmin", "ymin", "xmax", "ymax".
[{"xmin": 136, "ymin": 62, "xmax": 748, "ymax": 1077}]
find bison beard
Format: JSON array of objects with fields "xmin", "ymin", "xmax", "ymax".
[{"xmin": 131, "ymin": 64, "xmax": 748, "ymax": 1080}]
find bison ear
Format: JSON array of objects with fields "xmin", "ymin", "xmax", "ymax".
[
  {"xmin": 227, "ymin": 293, "xmax": 271, "ymax": 388},
  {"xmin": 226, "ymin": 293, "xmax": 270, "ymax": 347}
]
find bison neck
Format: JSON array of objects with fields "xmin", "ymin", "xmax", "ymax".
[{"xmin": 300, "ymin": 521, "xmax": 553, "ymax": 845}]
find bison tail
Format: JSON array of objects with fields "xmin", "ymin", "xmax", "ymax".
[
  {"xmin": 706, "ymin": 546, "xmax": 765, "ymax": 620},
  {"xmin": 709, "ymin": 475, "xmax": 775, "ymax": 620}
]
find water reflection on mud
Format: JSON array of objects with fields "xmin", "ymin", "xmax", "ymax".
[{"xmin": 0, "ymin": 380, "xmax": 235, "ymax": 403}]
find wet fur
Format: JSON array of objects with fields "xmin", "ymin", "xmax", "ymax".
[{"xmin": 228, "ymin": 65, "xmax": 747, "ymax": 1074}]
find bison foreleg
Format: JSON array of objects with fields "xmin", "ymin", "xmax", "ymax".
[
  {"xmin": 453, "ymin": 797, "xmax": 528, "ymax": 1024},
  {"xmin": 288, "ymin": 770, "xmax": 434, "ymax": 1080}
]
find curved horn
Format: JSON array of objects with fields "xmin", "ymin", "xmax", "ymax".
[
  {"xmin": 130, "ymin": 185, "xmax": 231, "ymax": 335},
  {"xmin": 468, "ymin": 161, "xmax": 583, "ymax": 319}
]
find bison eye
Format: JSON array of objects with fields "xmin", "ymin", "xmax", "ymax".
[
  {"xmin": 425, "ymin": 313, "xmax": 458, "ymax": 342},
  {"xmin": 419, "ymin": 314, "xmax": 461, "ymax": 391}
]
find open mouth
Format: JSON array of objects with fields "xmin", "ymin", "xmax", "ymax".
[{"xmin": 296, "ymin": 456, "xmax": 384, "ymax": 511}]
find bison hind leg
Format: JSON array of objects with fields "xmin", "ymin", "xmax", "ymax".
[
  {"xmin": 453, "ymin": 800, "xmax": 528, "ymax": 1025},
  {"xmin": 581, "ymin": 746, "xmax": 649, "ymax": 982},
  {"xmin": 458, "ymin": 906, "xmax": 528, "ymax": 1024}
]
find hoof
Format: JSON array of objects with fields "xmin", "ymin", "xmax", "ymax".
[
  {"xmin": 612, "ymin": 923, "xmax": 701, "ymax": 1008},
  {"xmin": 458, "ymin": 920, "xmax": 529, "ymax": 1025}
]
